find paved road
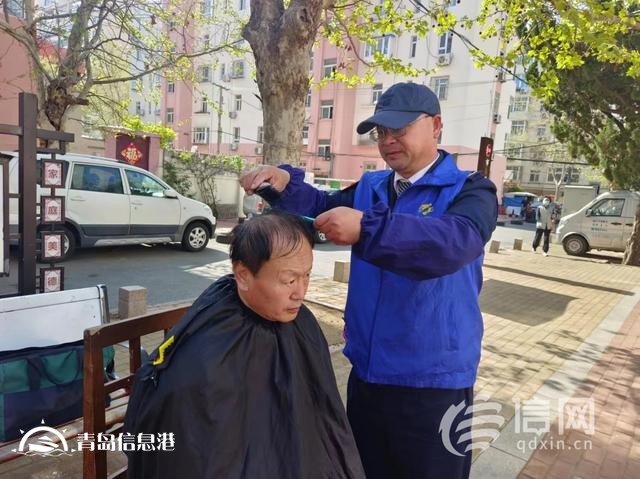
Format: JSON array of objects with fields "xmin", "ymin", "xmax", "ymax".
[{"xmin": 0, "ymin": 223, "xmax": 537, "ymax": 311}]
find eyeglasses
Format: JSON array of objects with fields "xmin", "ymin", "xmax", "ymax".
[{"xmin": 371, "ymin": 114, "xmax": 430, "ymax": 141}]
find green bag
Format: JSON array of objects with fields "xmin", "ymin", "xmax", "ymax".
[{"xmin": 0, "ymin": 340, "xmax": 115, "ymax": 442}]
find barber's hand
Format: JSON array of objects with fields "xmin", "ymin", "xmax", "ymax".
[
  {"xmin": 239, "ymin": 165, "xmax": 291, "ymax": 195},
  {"xmin": 315, "ymin": 207, "xmax": 363, "ymax": 245}
]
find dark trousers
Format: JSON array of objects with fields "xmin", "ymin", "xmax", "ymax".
[
  {"xmin": 347, "ymin": 370, "xmax": 473, "ymax": 479},
  {"xmin": 532, "ymin": 228, "xmax": 551, "ymax": 253}
]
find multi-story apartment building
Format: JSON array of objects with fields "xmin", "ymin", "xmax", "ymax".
[
  {"xmin": 498, "ymin": 73, "xmax": 603, "ymax": 198},
  {"xmin": 163, "ymin": 0, "xmax": 510, "ymax": 197}
]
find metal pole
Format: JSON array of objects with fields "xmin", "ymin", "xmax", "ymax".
[
  {"xmin": 18, "ymin": 93, "xmax": 38, "ymax": 295},
  {"xmin": 217, "ymin": 84, "xmax": 223, "ymax": 154}
]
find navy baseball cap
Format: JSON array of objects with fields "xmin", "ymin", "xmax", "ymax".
[{"xmin": 357, "ymin": 82, "xmax": 441, "ymax": 134}]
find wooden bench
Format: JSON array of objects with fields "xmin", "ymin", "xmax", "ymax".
[
  {"xmin": 0, "ymin": 286, "xmax": 110, "ymax": 464},
  {"xmin": 83, "ymin": 306, "xmax": 188, "ymax": 479}
]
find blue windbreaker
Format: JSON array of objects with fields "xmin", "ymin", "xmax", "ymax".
[{"xmin": 271, "ymin": 151, "xmax": 497, "ymax": 388}]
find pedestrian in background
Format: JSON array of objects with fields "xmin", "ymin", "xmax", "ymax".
[
  {"xmin": 532, "ymin": 197, "xmax": 554, "ymax": 256},
  {"xmin": 240, "ymin": 82, "xmax": 498, "ymax": 479}
]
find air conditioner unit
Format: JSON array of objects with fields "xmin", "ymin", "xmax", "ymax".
[
  {"xmin": 496, "ymin": 71, "xmax": 507, "ymax": 82},
  {"xmin": 229, "ymin": 111, "xmax": 237, "ymax": 119},
  {"xmin": 493, "ymin": 113, "xmax": 501, "ymax": 124},
  {"xmin": 230, "ymin": 141, "xmax": 239, "ymax": 151},
  {"xmin": 254, "ymin": 145, "xmax": 263, "ymax": 155},
  {"xmin": 437, "ymin": 53, "xmax": 451, "ymax": 66}
]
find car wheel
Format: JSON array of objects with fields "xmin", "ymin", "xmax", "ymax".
[
  {"xmin": 182, "ymin": 222, "xmax": 210, "ymax": 252},
  {"xmin": 563, "ymin": 235, "xmax": 588, "ymax": 256}
]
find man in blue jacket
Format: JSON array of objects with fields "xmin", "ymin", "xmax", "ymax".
[{"xmin": 240, "ymin": 82, "xmax": 498, "ymax": 479}]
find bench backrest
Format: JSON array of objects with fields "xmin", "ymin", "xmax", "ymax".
[
  {"xmin": 0, "ymin": 285, "xmax": 109, "ymax": 351},
  {"xmin": 83, "ymin": 306, "xmax": 188, "ymax": 479}
]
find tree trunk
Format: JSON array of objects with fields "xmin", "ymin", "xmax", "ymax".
[
  {"xmin": 243, "ymin": 0, "xmax": 326, "ymax": 166},
  {"xmin": 622, "ymin": 204, "xmax": 640, "ymax": 266}
]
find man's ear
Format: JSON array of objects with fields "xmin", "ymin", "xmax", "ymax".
[
  {"xmin": 432, "ymin": 115, "xmax": 443, "ymax": 139},
  {"xmin": 233, "ymin": 262, "xmax": 252, "ymax": 291}
]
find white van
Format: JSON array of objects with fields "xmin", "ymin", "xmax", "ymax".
[
  {"xmin": 6, "ymin": 152, "xmax": 216, "ymax": 259},
  {"xmin": 555, "ymin": 190, "xmax": 638, "ymax": 256}
]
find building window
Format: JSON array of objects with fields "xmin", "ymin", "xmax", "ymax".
[
  {"xmin": 167, "ymin": 81, "xmax": 175, "ymax": 93},
  {"xmin": 220, "ymin": 64, "xmax": 226, "ymax": 79},
  {"xmin": 318, "ymin": 140, "xmax": 331, "ymax": 159},
  {"xmin": 231, "ymin": 60, "xmax": 245, "ymax": 78},
  {"xmin": 193, "ymin": 127, "xmax": 209, "ymax": 144},
  {"xmin": 198, "ymin": 66, "xmax": 210, "ymax": 82},
  {"xmin": 323, "ymin": 59, "xmax": 337, "ymax": 78},
  {"xmin": 510, "ymin": 96, "xmax": 529, "ymax": 113},
  {"xmin": 234, "ymin": 95, "xmax": 242, "ymax": 111},
  {"xmin": 547, "ymin": 167, "xmax": 563, "ymax": 182},
  {"xmin": 515, "ymin": 77, "xmax": 529, "ymax": 93},
  {"xmin": 302, "ymin": 126, "xmax": 309, "ymax": 141},
  {"xmin": 197, "ymin": 97, "xmax": 209, "ymax": 113},
  {"xmin": 130, "ymin": 80, "xmax": 137, "ymax": 92},
  {"xmin": 438, "ymin": 33, "xmax": 453, "ymax": 55},
  {"xmin": 372, "ymin": 84, "xmax": 383, "ymax": 104},
  {"xmin": 320, "ymin": 100, "xmax": 334, "ymax": 119},
  {"xmin": 201, "ymin": 0, "xmax": 213, "ymax": 16},
  {"xmin": 239, "ymin": 0, "xmax": 248, "ymax": 10},
  {"xmin": 537, "ymin": 126, "xmax": 547, "ymax": 138},
  {"xmin": 257, "ymin": 126, "xmax": 263, "ymax": 144},
  {"xmin": 233, "ymin": 127, "xmax": 240, "ymax": 141},
  {"xmin": 166, "ymin": 108, "xmax": 174, "ymax": 124},
  {"xmin": 305, "ymin": 91, "xmax": 312, "ymax": 108},
  {"xmin": 410, "ymin": 36, "xmax": 417, "ymax": 58},
  {"xmin": 203, "ymin": 34, "xmax": 210, "ymax": 49},
  {"xmin": 364, "ymin": 36, "xmax": 392, "ymax": 57},
  {"xmin": 511, "ymin": 120, "xmax": 527, "ymax": 135},
  {"xmin": 529, "ymin": 170, "xmax": 540, "ymax": 183},
  {"xmin": 506, "ymin": 166, "xmax": 521, "ymax": 181},
  {"xmin": 135, "ymin": 101, "xmax": 143, "ymax": 116},
  {"xmin": 363, "ymin": 162, "xmax": 377, "ymax": 171},
  {"xmin": 431, "ymin": 76, "xmax": 449, "ymax": 100},
  {"xmin": 309, "ymin": 51, "xmax": 314, "ymax": 72}
]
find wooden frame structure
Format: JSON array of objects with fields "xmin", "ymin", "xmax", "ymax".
[{"xmin": 83, "ymin": 306, "xmax": 188, "ymax": 479}]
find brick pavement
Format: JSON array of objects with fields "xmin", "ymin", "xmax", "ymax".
[
  {"xmin": 2, "ymin": 243, "xmax": 639, "ymax": 478},
  {"xmin": 517, "ymin": 300, "xmax": 640, "ymax": 479}
]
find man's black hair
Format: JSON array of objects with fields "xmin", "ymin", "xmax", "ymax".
[{"xmin": 229, "ymin": 211, "xmax": 314, "ymax": 275}]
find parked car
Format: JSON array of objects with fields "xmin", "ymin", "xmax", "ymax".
[
  {"xmin": 242, "ymin": 185, "xmax": 327, "ymax": 244},
  {"xmin": 555, "ymin": 190, "xmax": 639, "ymax": 256},
  {"xmin": 7, "ymin": 152, "xmax": 216, "ymax": 259}
]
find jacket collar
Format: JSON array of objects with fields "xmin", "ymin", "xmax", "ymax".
[{"xmin": 369, "ymin": 149, "xmax": 461, "ymax": 199}]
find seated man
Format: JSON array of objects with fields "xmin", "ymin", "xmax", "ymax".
[{"xmin": 124, "ymin": 212, "xmax": 364, "ymax": 478}]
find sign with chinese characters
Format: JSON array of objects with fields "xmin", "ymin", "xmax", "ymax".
[
  {"xmin": 41, "ymin": 196, "xmax": 65, "ymax": 224},
  {"xmin": 0, "ymin": 158, "xmax": 8, "ymax": 276},
  {"xmin": 41, "ymin": 232, "xmax": 64, "ymax": 261},
  {"xmin": 42, "ymin": 160, "xmax": 65, "ymax": 187},
  {"xmin": 121, "ymin": 142, "xmax": 143, "ymax": 165},
  {"xmin": 39, "ymin": 267, "xmax": 64, "ymax": 293}
]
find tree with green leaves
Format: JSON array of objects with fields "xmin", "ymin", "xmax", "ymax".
[
  {"xmin": 515, "ymin": 9, "xmax": 640, "ymax": 264},
  {"xmin": 0, "ymin": 0, "xmax": 242, "ymax": 132},
  {"xmin": 242, "ymin": 0, "xmax": 639, "ymax": 262}
]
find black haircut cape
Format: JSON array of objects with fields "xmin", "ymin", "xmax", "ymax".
[{"xmin": 124, "ymin": 275, "xmax": 364, "ymax": 478}]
